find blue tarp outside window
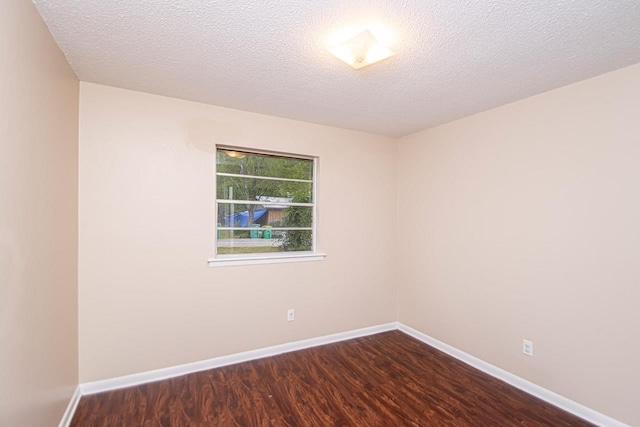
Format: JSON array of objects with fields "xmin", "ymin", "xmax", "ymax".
[{"xmin": 224, "ymin": 209, "xmax": 267, "ymax": 227}]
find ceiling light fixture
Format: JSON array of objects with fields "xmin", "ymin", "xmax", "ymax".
[{"xmin": 329, "ymin": 29, "xmax": 395, "ymax": 70}]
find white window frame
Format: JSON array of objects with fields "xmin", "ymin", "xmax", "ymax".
[{"xmin": 208, "ymin": 146, "xmax": 325, "ymax": 267}]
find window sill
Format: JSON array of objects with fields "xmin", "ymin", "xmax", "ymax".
[{"xmin": 208, "ymin": 252, "xmax": 326, "ymax": 268}]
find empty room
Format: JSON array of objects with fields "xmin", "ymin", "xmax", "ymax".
[{"xmin": 2, "ymin": 0, "xmax": 639, "ymax": 426}]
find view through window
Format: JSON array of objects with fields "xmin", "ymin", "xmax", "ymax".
[{"xmin": 216, "ymin": 148, "xmax": 315, "ymax": 257}]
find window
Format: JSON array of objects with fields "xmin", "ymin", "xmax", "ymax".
[{"xmin": 209, "ymin": 147, "xmax": 324, "ymax": 266}]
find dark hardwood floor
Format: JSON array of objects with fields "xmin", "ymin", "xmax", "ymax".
[{"xmin": 71, "ymin": 331, "xmax": 593, "ymax": 426}]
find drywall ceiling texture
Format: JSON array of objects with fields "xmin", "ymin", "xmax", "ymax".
[{"xmin": 33, "ymin": 0, "xmax": 640, "ymax": 137}]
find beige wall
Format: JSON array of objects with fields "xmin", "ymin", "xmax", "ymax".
[
  {"xmin": 0, "ymin": 1, "xmax": 79, "ymax": 426},
  {"xmin": 78, "ymin": 82, "xmax": 398, "ymax": 382},
  {"xmin": 397, "ymin": 63, "xmax": 640, "ymax": 425}
]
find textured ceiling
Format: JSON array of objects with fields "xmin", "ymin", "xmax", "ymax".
[{"xmin": 34, "ymin": 0, "xmax": 640, "ymax": 137}]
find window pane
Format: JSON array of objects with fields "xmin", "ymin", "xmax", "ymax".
[
  {"xmin": 217, "ymin": 230, "xmax": 313, "ymax": 255},
  {"xmin": 216, "ymin": 149, "xmax": 313, "ymax": 181},
  {"xmin": 217, "ymin": 203, "xmax": 312, "ymax": 228},
  {"xmin": 216, "ymin": 176, "xmax": 312, "ymax": 203},
  {"xmin": 215, "ymin": 147, "xmax": 316, "ymax": 260}
]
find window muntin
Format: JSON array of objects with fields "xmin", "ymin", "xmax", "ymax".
[
  {"xmin": 215, "ymin": 148, "xmax": 316, "ymax": 258},
  {"xmin": 215, "ymin": 177, "xmax": 312, "ymax": 201}
]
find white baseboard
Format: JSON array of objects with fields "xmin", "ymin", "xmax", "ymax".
[
  {"xmin": 74, "ymin": 322, "xmax": 627, "ymax": 427},
  {"xmin": 58, "ymin": 385, "xmax": 81, "ymax": 427},
  {"xmin": 80, "ymin": 322, "xmax": 397, "ymax": 395},
  {"xmin": 397, "ymin": 323, "xmax": 628, "ymax": 427}
]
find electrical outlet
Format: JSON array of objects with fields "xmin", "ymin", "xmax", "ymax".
[
  {"xmin": 287, "ymin": 309, "xmax": 295, "ymax": 322},
  {"xmin": 523, "ymin": 339, "xmax": 533, "ymax": 356}
]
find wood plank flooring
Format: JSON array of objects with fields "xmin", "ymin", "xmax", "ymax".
[{"xmin": 71, "ymin": 331, "xmax": 594, "ymax": 426}]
